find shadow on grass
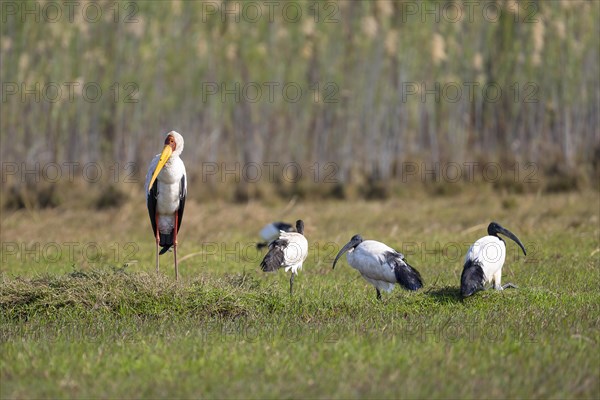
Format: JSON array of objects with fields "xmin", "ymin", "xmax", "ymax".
[{"xmin": 425, "ymin": 286, "xmax": 463, "ymax": 304}]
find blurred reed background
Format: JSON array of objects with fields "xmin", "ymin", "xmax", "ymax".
[{"xmin": 1, "ymin": 0, "xmax": 599, "ymax": 206}]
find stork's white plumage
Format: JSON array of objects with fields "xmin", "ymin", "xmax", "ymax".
[
  {"xmin": 333, "ymin": 235, "xmax": 423, "ymax": 300},
  {"xmin": 260, "ymin": 220, "xmax": 308, "ymax": 295},
  {"xmin": 461, "ymin": 222, "xmax": 526, "ymax": 297},
  {"xmin": 145, "ymin": 131, "xmax": 187, "ymax": 280}
]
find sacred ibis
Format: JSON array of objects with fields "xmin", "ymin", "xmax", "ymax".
[
  {"xmin": 333, "ymin": 235, "xmax": 423, "ymax": 300},
  {"xmin": 461, "ymin": 222, "xmax": 527, "ymax": 297},
  {"xmin": 260, "ymin": 220, "xmax": 308, "ymax": 295},
  {"xmin": 145, "ymin": 131, "xmax": 187, "ymax": 280},
  {"xmin": 257, "ymin": 221, "xmax": 294, "ymax": 249}
]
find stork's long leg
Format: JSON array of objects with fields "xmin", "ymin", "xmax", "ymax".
[
  {"xmin": 289, "ymin": 272, "xmax": 295, "ymax": 296},
  {"xmin": 376, "ymin": 288, "xmax": 382, "ymax": 300},
  {"xmin": 174, "ymin": 211, "xmax": 179, "ymax": 281},
  {"xmin": 155, "ymin": 211, "xmax": 160, "ymax": 274}
]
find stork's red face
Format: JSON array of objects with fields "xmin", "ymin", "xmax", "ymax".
[{"xmin": 165, "ymin": 134, "xmax": 177, "ymax": 151}]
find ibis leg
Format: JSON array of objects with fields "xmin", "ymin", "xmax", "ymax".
[
  {"xmin": 155, "ymin": 212, "xmax": 160, "ymax": 274},
  {"xmin": 289, "ymin": 273, "xmax": 295, "ymax": 296},
  {"xmin": 376, "ymin": 288, "xmax": 382, "ymax": 300},
  {"xmin": 174, "ymin": 211, "xmax": 179, "ymax": 281},
  {"xmin": 492, "ymin": 270, "xmax": 503, "ymax": 290}
]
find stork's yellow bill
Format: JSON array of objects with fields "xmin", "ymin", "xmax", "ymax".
[{"xmin": 148, "ymin": 144, "xmax": 173, "ymax": 192}]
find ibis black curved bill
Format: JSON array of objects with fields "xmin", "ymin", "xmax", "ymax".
[
  {"xmin": 488, "ymin": 222, "xmax": 527, "ymax": 256},
  {"xmin": 332, "ymin": 234, "xmax": 363, "ymax": 269}
]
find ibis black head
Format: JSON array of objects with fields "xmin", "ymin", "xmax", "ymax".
[
  {"xmin": 332, "ymin": 234, "xmax": 364, "ymax": 269},
  {"xmin": 295, "ymin": 220, "xmax": 304, "ymax": 235},
  {"xmin": 488, "ymin": 222, "xmax": 527, "ymax": 256}
]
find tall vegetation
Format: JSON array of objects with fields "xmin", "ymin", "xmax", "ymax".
[{"xmin": 1, "ymin": 0, "xmax": 598, "ymax": 197}]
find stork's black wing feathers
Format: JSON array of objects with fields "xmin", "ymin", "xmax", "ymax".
[
  {"xmin": 177, "ymin": 174, "xmax": 186, "ymax": 233},
  {"xmin": 384, "ymin": 251, "xmax": 423, "ymax": 291},
  {"xmin": 460, "ymin": 259, "xmax": 485, "ymax": 297},
  {"xmin": 260, "ymin": 239, "xmax": 287, "ymax": 272},
  {"xmin": 147, "ymin": 180, "xmax": 172, "ymax": 254},
  {"xmin": 148, "ymin": 175, "xmax": 186, "ymax": 255},
  {"xmin": 147, "ymin": 179, "xmax": 159, "ymax": 238}
]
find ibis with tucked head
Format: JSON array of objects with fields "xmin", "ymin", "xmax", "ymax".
[
  {"xmin": 145, "ymin": 131, "xmax": 187, "ymax": 280},
  {"xmin": 257, "ymin": 221, "xmax": 294, "ymax": 249},
  {"xmin": 333, "ymin": 235, "xmax": 423, "ymax": 300},
  {"xmin": 260, "ymin": 220, "xmax": 308, "ymax": 295},
  {"xmin": 461, "ymin": 222, "xmax": 527, "ymax": 297}
]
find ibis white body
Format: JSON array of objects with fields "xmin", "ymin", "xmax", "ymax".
[
  {"xmin": 260, "ymin": 220, "xmax": 307, "ymax": 295},
  {"xmin": 464, "ymin": 235, "xmax": 506, "ymax": 288},
  {"xmin": 346, "ymin": 240, "xmax": 400, "ymax": 293},
  {"xmin": 460, "ymin": 222, "xmax": 526, "ymax": 297},
  {"xmin": 277, "ymin": 231, "xmax": 308, "ymax": 274},
  {"xmin": 333, "ymin": 235, "xmax": 423, "ymax": 299}
]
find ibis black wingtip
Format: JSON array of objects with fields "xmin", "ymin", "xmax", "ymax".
[{"xmin": 460, "ymin": 259, "xmax": 485, "ymax": 298}]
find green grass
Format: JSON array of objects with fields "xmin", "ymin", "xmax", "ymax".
[{"xmin": 1, "ymin": 191, "xmax": 599, "ymax": 398}]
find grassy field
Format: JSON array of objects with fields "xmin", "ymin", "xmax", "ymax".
[{"xmin": 1, "ymin": 189, "xmax": 599, "ymax": 398}]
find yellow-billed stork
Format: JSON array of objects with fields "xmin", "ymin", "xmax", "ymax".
[
  {"xmin": 145, "ymin": 131, "xmax": 187, "ymax": 280},
  {"xmin": 257, "ymin": 221, "xmax": 294, "ymax": 249},
  {"xmin": 461, "ymin": 222, "xmax": 527, "ymax": 297},
  {"xmin": 333, "ymin": 235, "xmax": 423, "ymax": 300},
  {"xmin": 260, "ymin": 220, "xmax": 308, "ymax": 295}
]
